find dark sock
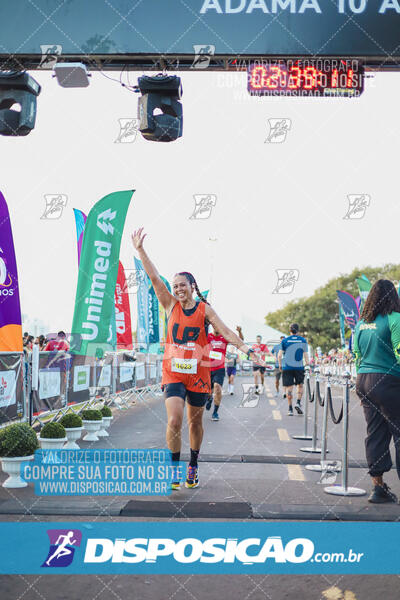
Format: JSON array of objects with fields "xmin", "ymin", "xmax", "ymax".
[
  {"xmin": 189, "ymin": 449, "xmax": 199, "ymax": 467},
  {"xmin": 172, "ymin": 451, "xmax": 181, "ymax": 462},
  {"xmin": 213, "ymin": 405, "xmax": 219, "ymax": 413}
]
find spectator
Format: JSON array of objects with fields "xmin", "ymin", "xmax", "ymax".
[
  {"xmin": 44, "ymin": 331, "xmax": 69, "ymax": 352},
  {"xmin": 354, "ymin": 279, "xmax": 400, "ymax": 504}
]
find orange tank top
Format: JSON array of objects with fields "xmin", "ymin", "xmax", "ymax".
[{"xmin": 162, "ymin": 301, "xmax": 211, "ymax": 393}]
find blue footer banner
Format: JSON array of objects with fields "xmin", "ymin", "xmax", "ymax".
[{"xmin": 0, "ymin": 522, "xmax": 399, "ymax": 574}]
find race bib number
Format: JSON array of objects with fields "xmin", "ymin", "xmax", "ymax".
[
  {"xmin": 210, "ymin": 351, "xmax": 222, "ymax": 361},
  {"xmin": 171, "ymin": 358, "xmax": 197, "ymax": 374}
]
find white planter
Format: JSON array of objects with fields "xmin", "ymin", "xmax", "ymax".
[
  {"xmin": 39, "ymin": 437, "xmax": 68, "ymax": 463},
  {"xmin": 63, "ymin": 427, "xmax": 83, "ymax": 449},
  {"xmin": 82, "ymin": 420, "xmax": 102, "ymax": 442},
  {"xmin": 1, "ymin": 455, "xmax": 34, "ymax": 488},
  {"xmin": 39, "ymin": 437, "xmax": 68, "ymax": 450},
  {"xmin": 97, "ymin": 418, "xmax": 109, "ymax": 438},
  {"xmin": 102, "ymin": 416, "xmax": 113, "ymax": 430}
]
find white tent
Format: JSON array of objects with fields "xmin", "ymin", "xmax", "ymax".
[{"xmin": 240, "ymin": 315, "xmax": 286, "ymax": 346}]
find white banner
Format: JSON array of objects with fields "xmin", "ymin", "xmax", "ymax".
[
  {"xmin": 120, "ymin": 363, "xmax": 134, "ymax": 384},
  {"xmin": 0, "ymin": 369, "xmax": 16, "ymax": 408},
  {"xmin": 135, "ymin": 362, "xmax": 146, "ymax": 381},
  {"xmin": 98, "ymin": 364, "xmax": 112, "ymax": 387},
  {"xmin": 39, "ymin": 369, "xmax": 61, "ymax": 400},
  {"xmin": 73, "ymin": 365, "xmax": 91, "ymax": 392}
]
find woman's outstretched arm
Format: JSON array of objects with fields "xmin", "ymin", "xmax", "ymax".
[{"xmin": 131, "ymin": 228, "xmax": 176, "ymax": 313}]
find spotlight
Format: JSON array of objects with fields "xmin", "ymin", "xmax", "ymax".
[
  {"xmin": 0, "ymin": 71, "xmax": 41, "ymax": 136},
  {"xmin": 53, "ymin": 62, "xmax": 91, "ymax": 88},
  {"xmin": 137, "ymin": 74, "xmax": 183, "ymax": 142}
]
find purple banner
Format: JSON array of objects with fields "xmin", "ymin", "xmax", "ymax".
[
  {"xmin": 73, "ymin": 208, "xmax": 87, "ymax": 265},
  {"xmin": 337, "ymin": 290, "xmax": 360, "ymax": 332},
  {"xmin": 0, "ymin": 191, "xmax": 22, "ymax": 351}
]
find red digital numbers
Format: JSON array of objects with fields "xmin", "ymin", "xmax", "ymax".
[{"xmin": 248, "ymin": 64, "xmax": 359, "ymax": 94}]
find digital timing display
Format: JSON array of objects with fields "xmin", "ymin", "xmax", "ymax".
[{"xmin": 247, "ymin": 60, "xmax": 364, "ymax": 97}]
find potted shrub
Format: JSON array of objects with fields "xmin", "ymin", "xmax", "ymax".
[
  {"xmin": 39, "ymin": 422, "xmax": 67, "ymax": 451},
  {"xmin": 59, "ymin": 413, "xmax": 83, "ymax": 449},
  {"xmin": 0, "ymin": 423, "xmax": 38, "ymax": 488},
  {"xmin": 97, "ymin": 406, "xmax": 113, "ymax": 437},
  {"xmin": 81, "ymin": 409, "xmax": 103, "ymax": 442}
]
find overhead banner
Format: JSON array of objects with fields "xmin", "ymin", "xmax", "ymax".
[
  {"xmin": 0, "ymin": 191, "xmax": 23, "ymax": 352},
  {"xmin": 70, "ymin": 190, "xmax": 134, "ymax": 358},
  {"xmin": 337, "ymin": 290, "xmax": 360, "ymax": 331},
  {"xmin": 115, "ymin": 262, "xmax": 133, "ymax": 350},
  {"xmin": 1, "ymin": 1, "xmax": 400, "ymax": 57}
]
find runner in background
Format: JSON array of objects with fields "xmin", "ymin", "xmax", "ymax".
[
  {"xmin": 226, "ymin": 342, "xmax": 241, "ymax": 395},
  {"xmin": 206, "ymin": 325, "xmax": 243, "ymax": 420},
  {"xmin": 252, "ymin": 335, "xmax": 269, "ymax": 394},
  {"xmin": 279, "ymin": 324, "xmax": 309, "ymax": 416},
  {"xmin": 132, "ymin": 228, "xmax": 263, "ymax": 490},
  {"xmin": 271, "ymin": 335, "xmax": 285, "ymax": 397}
]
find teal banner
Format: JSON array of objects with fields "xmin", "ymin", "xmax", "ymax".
[
  {"xmin": 70, "ymin": 190, "xmax": 133, "ymax": 357},
  {"xmin": 1, "ymin": 1, "xmax": 400, "ymax": 57}
]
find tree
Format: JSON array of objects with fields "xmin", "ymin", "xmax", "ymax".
[{"xmin": 265, "ymin": 265, "xmax": 400, "ymax": 351}]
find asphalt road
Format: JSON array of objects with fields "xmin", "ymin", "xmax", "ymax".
[{"xmin": 0, "ymin": 375, "xmax": 399, "ymax": 599}]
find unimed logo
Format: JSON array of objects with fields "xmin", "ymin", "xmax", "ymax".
[{"xmin": 83, "ymin": 536, "xmax": 314, "ymax": 564}]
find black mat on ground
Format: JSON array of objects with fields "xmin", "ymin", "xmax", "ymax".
[
  {"xmin": 120, "ymin": 500, "xmax": 253, "ymax": 518},
  {"xmin": 252, "ymin": 504, "xmax": 400, "ymax": 521}
]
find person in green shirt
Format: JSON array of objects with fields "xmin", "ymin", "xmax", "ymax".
[{"xmin": 354, "ymin": 279, "xmax": 400, "ymax": 504}]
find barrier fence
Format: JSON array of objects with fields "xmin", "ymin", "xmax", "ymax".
[
  {"xmin": 0, "ymin": 350, "xmax": 163, "ymax": 430},
  {"xmin": 1, "ymin": 350, "xmax": 366, "ymax": 497}
]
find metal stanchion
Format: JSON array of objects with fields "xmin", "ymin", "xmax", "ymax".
[
  {"xmin": 300, "ymin": 367, "xmax": 322, "ymax": 453},
  {"xmin": 306, "ymin": 372, "xmax": 335, "ymax": 473},
  {"xmin": 292, "ymin": 367, "xmax": 312, "ymax": 441},
  {"xmin": 324, "ymin": 372, "xmax": 366, "ymax": 497}
]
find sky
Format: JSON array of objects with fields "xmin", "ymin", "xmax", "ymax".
[{"xmin": 2, "ymin": 68, "xmax": 400, "ymax": 336}]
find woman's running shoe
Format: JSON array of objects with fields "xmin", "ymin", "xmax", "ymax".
[
  {"xmin": 205, "ymin": 396, "xmax": 213, "ymax": 411},
  {"xmin": 171, "ymin": 465, "xmax": 182, "ymax": 490},
  {"xmin": 185, "ymin": 465, "xmax": 199, "ymax": 488}
]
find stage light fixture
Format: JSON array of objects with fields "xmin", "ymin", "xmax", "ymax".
[
  {"xmin": 137, "ymin": 74, "xmax": 183, "ymax": 142},
  {"xmin": 53, "ymin": 62, "xmax": 91, "ymax": 87},
  {"xmin": 0, "ymin": 71, "xmax": 41, "ymax": 136}
]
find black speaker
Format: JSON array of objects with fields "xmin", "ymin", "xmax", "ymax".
[{"xmin": 0, "ymin": 72, "xmax": 41, "ymax": 136}]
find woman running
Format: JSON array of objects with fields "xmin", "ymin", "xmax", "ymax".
[{"xmin": 132, "ymin": 228, "xmax": 264, "ymax": 490}]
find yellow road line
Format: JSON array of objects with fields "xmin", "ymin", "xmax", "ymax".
[
  {"xmin": 277, "ymin": 428, "xmax": 290, "ymax": 442},
  {"xmin": 287, "ymin": 465, "xmax": 305, "ymax": 481},
  {"xmin": 269, "ymin": 398, "xmax": 277, "ymax": 406},
  {"xmin": 272, "ymin": 410, "xmax": 282, "ymax": 421}
]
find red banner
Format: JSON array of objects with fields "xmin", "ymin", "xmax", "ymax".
[{"xmin": 115, "ymin": 262, "xmax": 133, "ymax": 350}]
